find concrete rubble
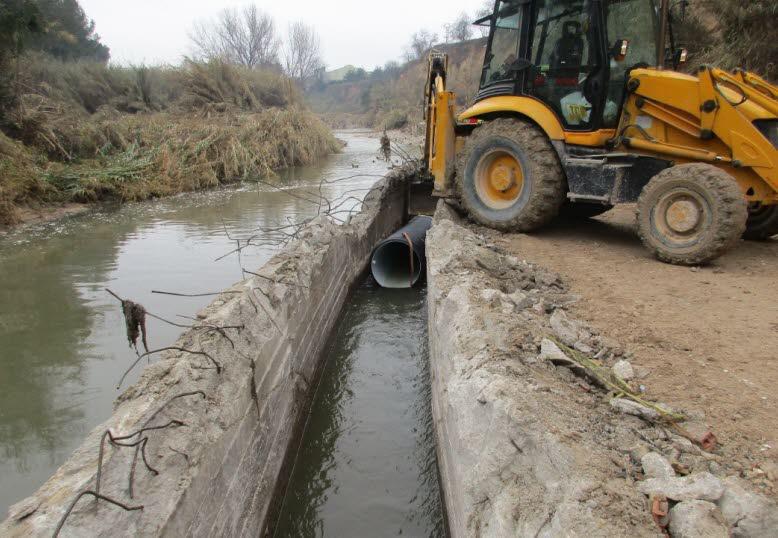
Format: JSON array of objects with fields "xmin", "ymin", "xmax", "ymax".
[
  {"xmin": 637, "ymin": 472, "xmax": 725, "ymax": 502},
  {"xmin": 425, "ymin": 201, "xmax": 778, "ymax": 538},
  {"xmin": 668, "ymin": 500, "xmax": 729, "ymax": 538}
]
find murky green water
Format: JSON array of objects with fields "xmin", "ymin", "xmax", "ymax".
[
  {"xmin": 274, "ymin": 281, "xmax": 444, "ymax": 538},
  {"xmin": 0, "ymin": 131, "xmax": 412, "ymax": 516}
]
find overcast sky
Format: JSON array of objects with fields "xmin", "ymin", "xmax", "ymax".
[{"xmin": 79, "ymin": 0, "xmax": 484, "ymax": 70}]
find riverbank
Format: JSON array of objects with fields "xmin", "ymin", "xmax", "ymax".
[
  {"xmin": 0, "ymin": 58, "xmax": 341, "ymax": 228},
  {"xmin": 0, "ymin": 109, "xmax": 340, "ymax": 229}
]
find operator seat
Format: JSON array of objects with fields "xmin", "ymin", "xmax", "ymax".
[{"xmin": 549, "ymin": 20, "xmax": 584, "ymax": 84}]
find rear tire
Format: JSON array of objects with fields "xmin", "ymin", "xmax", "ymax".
[
  {"xmin": 560, "ymin": 201, "xmax": 613, "ymax": 219},
  {"xmin": 456, "ymin": 118, "xmax": 566, "ymax": 232},
  {"xmin": 637, "ymin": 163, "xmax": 747, "ymax": 266},
  {"xmin": 743, "ymin": 204, "xmax": 778, "ymax": 240}
]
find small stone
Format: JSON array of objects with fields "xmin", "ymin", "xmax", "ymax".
[
  {"xmin": 508, "ymin": 291, "xmax": 534, "ymax": 310},
  {"xmin": 550, "ymin": 309, "xmax": 582, "ymax": 346},
  {"xmin": 538, "ymin": 339, "xmax": 575, "ymax": 366},
  {"xmin": 534, "ymin": 270, "xmax": 560, "ymax": 287},
  {"xmin": 613, "ymin": 360, "xmax": 636, "ymax": 381},
  {"xmin": 629, "ymin": 445, "xmax": 650, "ymax": 464},
  {"xmin": 610, "ymin": 398, "xmax": 660, "ymax": 421},
  {"xmin": 668, "ymin": 500, "xmax": 729, "ymax": 538},
  {"xmin": 642, "ymin": 452, "xmax": 676, "ymax": 479},
  {"xmin": 480, "ymin": 288, "xmax": 503, "ymax": 305},
  {"xmin": 638, "ymin": 472, "xmax": 725, "ymax": 502},
  {"xmin": 718, "ymin": 476, "xmax": 778, "ymax": 536},
  {"xmin": 759, "ymin": 461, "xmax": 778, "ymax": 482}
]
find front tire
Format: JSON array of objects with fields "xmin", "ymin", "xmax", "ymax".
[
  {"xmin": 743, "ymin": 204, "xmax": 778, "ymax": 240},
  {"xmin": 637, "ymin": 163, "xmax": 747, "ymax": 266},
  {"xmin": 456, "ymin": 118, "xmax": 566, "ymax": 232}
]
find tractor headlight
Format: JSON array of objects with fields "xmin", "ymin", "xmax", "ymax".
[{"xmin": 755, "ymin": 120, "xmax": 778, "ymax": 149}]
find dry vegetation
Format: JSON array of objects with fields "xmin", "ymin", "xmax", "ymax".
[
  {"xmin": 677, "ymin": 1, "xmax": 777, "ymax": 81},
  {"xmin": 0, "ymin": 56, "xmax": 339, "ymax": 226}
]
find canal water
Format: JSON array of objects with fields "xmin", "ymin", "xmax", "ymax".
[
  {"xmin": 0, "ymin": 131, "xmax": 440, "ymax": 526},
  {"xmin": 274, "ymin": 282, "xmax": 444, "ymax": 538}
]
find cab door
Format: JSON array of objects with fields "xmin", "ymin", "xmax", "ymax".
[{"xmin": 526, "ymin": 0, "xmax": 607, "ymax": 131}]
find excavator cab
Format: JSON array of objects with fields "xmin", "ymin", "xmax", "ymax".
[
  {"xmin": 424, "ymin": 0, "xmax": 778, "ymax": 265},
  {"xmin": 477, "ymin": 0, "xmax": 659, "ymax": 130}
]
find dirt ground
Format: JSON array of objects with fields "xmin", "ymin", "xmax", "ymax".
[{"xmin": 492, "ymin": 205, "xmax": 778, "ymax": 484}]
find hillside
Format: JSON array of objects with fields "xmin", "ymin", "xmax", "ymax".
[
  {"xmin": 307, "ymin": 0, "xmax": 776, "ymax": 131},
  {"xmin": 308, "ymin": 38, "xmax": 487, "ymax": 130}
]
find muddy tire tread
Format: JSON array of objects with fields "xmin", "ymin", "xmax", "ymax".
[
  {"xmin": 456, "ymin": 118, "xmax": 565, "ymax": 232},
  {"xmin": 637, "ymin": 163, "xmax": 747, "ymax": 265},
  {"xmin": 743, "ymin": 205, "xmax": 778, "ymax": 240}
]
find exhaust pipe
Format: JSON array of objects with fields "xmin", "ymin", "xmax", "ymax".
[{"xmin": 371, "ymin": 216, "xmax": 433, "ymax": 288}]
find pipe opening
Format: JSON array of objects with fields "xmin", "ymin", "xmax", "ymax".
[{"xmin": 371, "ymin": 241, "xmax": 422, "ymax": 288}]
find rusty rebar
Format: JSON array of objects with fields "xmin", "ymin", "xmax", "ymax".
[
  {"xmin": 53, "ymin": 491, "xmax": 143, "ymax": 538},
  {"xmin": 117, "ymin": 348, "xmax": 221, "ymax": 389}
]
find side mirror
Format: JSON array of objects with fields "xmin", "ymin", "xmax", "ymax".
[{"xmin": 613, "ymin": 39, "xmax": 630, "ymax": 62}]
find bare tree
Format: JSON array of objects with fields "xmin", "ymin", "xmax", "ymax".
[
  {"xmin": 475, "ymin": 0, "xmax": 494, "ymax": 38},
  {"xmin": 405, "ymin": 29, "xmax": 438, "ymax": 61},
  {"xmin": 189, "ymin": 5, "xmax": 280, "ymax": 68},
  {"xmin": 448, "ymin": 12, "xmax": 473, "ymax": 42},
  {"xmin": 283, "ymin": 21, "xmax": 324, "ymax": 85}
]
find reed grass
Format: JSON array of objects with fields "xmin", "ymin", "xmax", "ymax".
[{"xmin": 0, "ymin": 56, "xmax": 338, "ymax": 225}]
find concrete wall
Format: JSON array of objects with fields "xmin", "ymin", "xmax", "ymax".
[
  {"xmin": 425, "ymin": 204, "xmax": 661, "ymax": 538},
  {"xmin": 1, "ymin": 168, "xmax": 411, "ymax": 537}
]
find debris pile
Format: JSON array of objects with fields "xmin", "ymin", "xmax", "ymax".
[{"xmin": 427, "ymin": 202, "xmax": 777, "ymax": 537}]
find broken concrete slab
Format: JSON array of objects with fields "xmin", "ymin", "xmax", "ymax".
[
  {"xmin": 539, "ymin": 338, "xmax": 576, "ymax": 367},
  {"xmin": 718, "ymin": 476, "xmax": 778, "ymax": 537},
  {"xmin": 668, "ymin": 500, "xmax": 729, "ymax": 538},
  {"xmin": 638, "ymin": 472, "xmax": 725, "ymax": 502},
  {"xmin": 611, "ymin": 398, "xmax": 662, "ymax": 421},
  {"xmin": 642, "ymin": 452, "xmax": 676, "ymax": 480}
]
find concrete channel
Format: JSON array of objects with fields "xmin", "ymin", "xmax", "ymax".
[{"xmin": 5, "ymin": 165, "xmax": 776, "ymax": 538}]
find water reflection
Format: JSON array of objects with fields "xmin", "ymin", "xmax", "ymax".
[
  {"xmin": 274, "ymin": 282, "xmax": 444, "ymax": 538},
  {"xmin": 0, "ymin": 131, "xmax": 397, "ymax": 515}
]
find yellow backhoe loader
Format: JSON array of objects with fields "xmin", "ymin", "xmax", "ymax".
[{"xmin": 424, "ymin": 0, "xmax": 778, "ymax": 265}]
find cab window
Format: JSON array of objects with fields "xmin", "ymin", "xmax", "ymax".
[
  {"xmin": 481, "ymin": 1, "xmax": 523, "ymax": 86},
  {"xmin": 604, "ymin": 0, "xmax": 660, "ymax": 127},
  {"xmin": 528, "ymin": 0, "xmax": 599, "ymax": 129}
]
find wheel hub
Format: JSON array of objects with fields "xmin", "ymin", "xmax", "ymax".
[
  {"xmin": 474, "ymin": 150, "xmax": 525, "ymax": 210},
  {"xmin": 490, "ymin": 164, "xmax": 516, "ymax": 192},
  {"xmin": 666, "ymin": 199, "xmax": 701, "ymax": 233}
]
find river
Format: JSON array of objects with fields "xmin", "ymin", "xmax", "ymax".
[{"xmin": 0, "ymin": 130, "xmax": 427, "ymax": 519}]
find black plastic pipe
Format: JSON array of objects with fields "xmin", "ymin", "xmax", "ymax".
[{"xmin": 371, "ymin": 216, "xmax": 433, "ymax": 289}]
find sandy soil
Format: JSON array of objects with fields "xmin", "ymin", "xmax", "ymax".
[{"xmin": 491, "ymin": 205, "xmax": 778, "ymax": 486}]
